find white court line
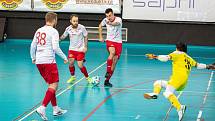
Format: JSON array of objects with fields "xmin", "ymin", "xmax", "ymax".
[
  {"xmin": 121, "ymin": 54, "xmax": 215, "ymax": 60},
  {"xmin": 17, "ymin": 61, "xmax": 106, "ymax": 121},
  {"xmin": 196, "ymin": 71, "xmax": 214, "ymax": 121},
  {"xmin": 163, "ymin": 91, "xmax": 183, "ymax": 121},
  {"xmin": 76, "ymin": 85, "xmax": 215, "ymax": 94}
]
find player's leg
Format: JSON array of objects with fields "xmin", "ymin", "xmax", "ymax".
[
  {"xmin": 48, "ymin": 64, "xmax": 67, "ymax": 116},
  {"xmin": 111, "ymin": 55, "xmax": 118, "ymax": 72},
  {"xmin": 67, "ymin": 51, "xmax": 76, "ymax": 83},
  {"xmin": 105, "ymin": 55, "xmax": 118, "ymax": 85},
  {"xmin": 69, "ymin": 58, "xmax": 75, "ymax": 76},
  {"xmin": 144, "ymin": 80, "xmax": 167, "ymax": 99},
  {"xmin": 36, "ymin": 83, "xmax": 58, "ymax": 120},
  {"xmin": 107, "ymin": 46, "xmax": 115, "ymax": 75},
  {"xmin": 163, "ymin": 85, "xmax": 186, "ymax": 121},
  {"xmin": 36, "ymin": 64, "xmax": 66, "ymax": 120},
  {"xmin": 77, "ymin": 60, "xmax": 92, "ymax": 83},
  {"xmin": 49, "ymin": 83, "xmax": 67, "ymax": 116},
  {"xmin": 110, "ymin": 42, "xmax": 122, "ymax": 77},
  {"xmin": 77, "ymin": 52, "xmax": 93, "ymax": 83},
  {"xmin": 104, "ymin": 46, "xmax": 115, "ymax": 87}
]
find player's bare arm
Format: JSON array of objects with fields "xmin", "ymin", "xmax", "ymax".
[
  {"xmin": 83, "ymin": 36, "xmax": 88, "ymax": 53},
  {"xmin": 60, "ymin": 35, "xmax": 66, "ymax": 41},
  {"xmin": 206, "ymin": 63, "xmax": 215, "ymax": 70},
  {"xmin": 98, "ymin": 23, "xmax": 104, "ymax": 42}
]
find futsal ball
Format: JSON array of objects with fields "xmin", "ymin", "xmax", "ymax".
[{"xmin": 91, "ymin": 76, "xmax": 100, "ymax": 86}]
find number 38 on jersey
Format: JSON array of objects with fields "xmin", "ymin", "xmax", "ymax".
[{"xmin": 36, "ymin": 32, "xmax": 46, "ymax": 45}]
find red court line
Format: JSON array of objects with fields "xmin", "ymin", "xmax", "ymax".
[{"xmin": 82, "ymin": 80, "xmax": 154, "ymax": 121}]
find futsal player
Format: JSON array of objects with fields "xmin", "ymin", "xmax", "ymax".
[
  {"xmin": 60, "ymin": 14, "xmax": 93, "ymax": 84},
  {"xmin": 98, "ymin": 8, "xmax": 123, "ymax": 87},
  {"xmin": 30, "ymin": 12, "xmax": 68, "ymax": 120},
  {"xmin": 144, "ymin": 41, "xmax": 215, "ymax": 121}
]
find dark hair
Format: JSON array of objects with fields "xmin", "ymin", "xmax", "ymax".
[
  {"xmin": 176, "ymin": 41, "xmax": 187, "ymax": 53},
  {"xmin": 70, "ymin": 14, "xmax": 79, "ymax": 20},
  {"xmin": 105, "ymin": 8, "xmax": 113, "ymax": 14}
]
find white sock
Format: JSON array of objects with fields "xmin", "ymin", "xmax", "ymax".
[
  {"xmin": 53, "ymin": 106, "xmax": 59, "ymax": 111},
  {"xmin": 39, "ymin": 105, "xmax": 46, "ymax": 113}
]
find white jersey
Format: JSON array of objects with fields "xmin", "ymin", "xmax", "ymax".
[
  {"xmin": 62, "ymin": 24, "xmax": 88, "ymax": 52},
  {"xmin": 101, "ymin": 17, "xmax": 122, "ymax": 43},
  {"xmin": 30, "ymin": 25, "xmax": 67, "ymax": 64}
]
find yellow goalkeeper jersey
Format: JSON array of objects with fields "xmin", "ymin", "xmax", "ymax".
[{"xmin": 168, "ymin": 51, "xmax": 197, "ymax": 90}]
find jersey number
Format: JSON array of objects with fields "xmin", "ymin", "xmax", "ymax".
[
  {"xmin": 36, "ymin": 32, "xmax": 46, "ymax": 45},
  {"xmin": 184, "ymin": 57, "xmax": 191, "ymax": 70}
]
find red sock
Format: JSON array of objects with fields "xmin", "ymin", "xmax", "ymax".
[
  {"xmin": 107, "ymin": 59, "xmax": 113, "ymax": 73},
  {"xmin": 69, "ymin": 66, "xmax": 75, "ymax": 76},
  {"xmin": 42, "ymin": 88, "xmax": 56, "ymax": 107},
  {"xmin": 51, "ymin": 95, "xmax": 57, "ymax": 107},
  {"xmin": 80, "ymin": 66, "xmax": 88, "ymax": 77},
  {"xmin": 105, "ymin": 71, "xmax": 113, "ymax": 82}
]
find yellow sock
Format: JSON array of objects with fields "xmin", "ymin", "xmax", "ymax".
[
  {"xmin": 153, "ymin": 85, "xmax": 161, "ymax": 94},
  {"xmin": 168, "ymin": 94, "xmax": 181, "ymax": 111}
]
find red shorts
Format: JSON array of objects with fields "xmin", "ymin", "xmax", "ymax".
[
  {"xmin": 106, "ymin": 40, "xmax": 122, "ymax": 59},
  {"xmin": 68, "ymin": 50, "xmax": 85, "ymax": 61},
  {"xmin": 36, "ymin": 63, "xmax": 59, "ymax": 84}
]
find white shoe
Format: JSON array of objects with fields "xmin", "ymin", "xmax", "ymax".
[
  {"xmin": 36, "ymin": 106, "xmax": 48, "ymax": 121},
  {"xmin": 53, "ymin": 106, "xmax": 67, "ymax": 116},
  {"xmin": 178, "ymin": 105, "xmax": 186, "ymax": 121},
  {"xmin": 144, "ymin": 93, "xmax": 158, "ymax": 99}
]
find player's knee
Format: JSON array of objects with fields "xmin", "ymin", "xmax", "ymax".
[
  {"xmin": 109, "ymin": 50, "xmax": 116, "ymax": 56},
  {"xmin": 69, "ymin": 60, "xmax": 74, "ymax": 65},
  {"xmin": 163, "ymin": 91, "xmax": 173, "ymax": 98},
  {"xmin": 154, "ymin": 80, "xmax": 162, "ymax": 86},
  {"xmin": 69, "ymin": 63, "xmax": 74, "ymax": 67},
  {"xmin": 77, "ymin": 63, "xmax": 83, "ymax": 68},
  {"xmin": 49, "ymin": 83, "xmax": 58, "ymax": 90}
]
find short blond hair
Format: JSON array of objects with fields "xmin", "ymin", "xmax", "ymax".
[{"xmin": 45, "ymin": 12, "xmax": 57, "ymax": 22}]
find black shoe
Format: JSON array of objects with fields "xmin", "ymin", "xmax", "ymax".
[
  {"xmin": 104, "ymin": 81, "xmax": 113, "ymax": 87},
  {"xmin": 105, "ymin": 72, "xmax": 110, "ymax": 78}
]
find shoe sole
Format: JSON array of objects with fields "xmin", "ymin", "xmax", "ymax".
[
  {"xmin": 179, "ymin": 106, "xmax": 186, "ymax": 121},
  {"xmin": 104, "ymin": 84, "xmax": 113, "ymax": 87},
  {"xmin": 53, "ymin": 110, "xmax": 67, "ymax": 116},
  {"xmin": 144, "ymin": 93, "xmax": 157, "ymax": 99}
]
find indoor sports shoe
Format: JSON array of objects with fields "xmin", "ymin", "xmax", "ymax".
[
  {"xmin": 104, "ymin": 81, "xmax": 113, "ymax": 87},
  {"xmin": 36, "ymin": 106, "xmax": 48, "ymax": 121},
  {"xmin": 53, "ymin": 106, "xmax": 67, "ymax": 116},
  {"xmin": 178, "ymin": 105, "xmax": 186, "ymax": 121},
  {"xmin": 67, "ymin": 76, "xmax": 76, "ymax": 84},
  {"xmin": 144, "ymin": 93, "xmax": 158, "ymax": 99},
  {"xmin": 86, "ymin": 77, "xmax": 93, "ymax": 84}
]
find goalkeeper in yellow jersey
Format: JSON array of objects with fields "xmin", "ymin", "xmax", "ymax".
[{"xmin": 144, "ymin": 42, "xmax": 215, "ymax": 121}]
